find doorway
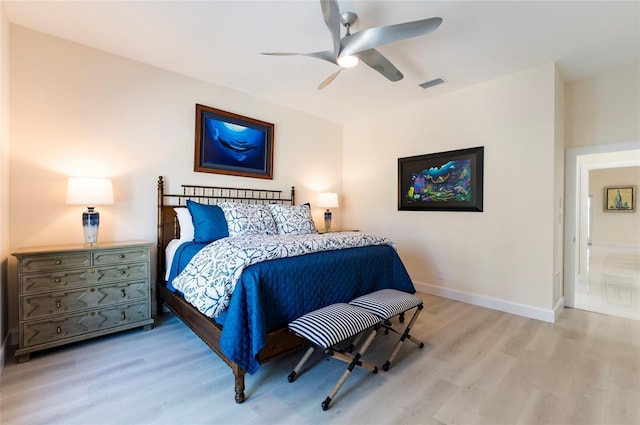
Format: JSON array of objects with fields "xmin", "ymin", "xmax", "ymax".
[{"xmin": 565, "ymin": 141, "xmax": 640, "ymax": 321}]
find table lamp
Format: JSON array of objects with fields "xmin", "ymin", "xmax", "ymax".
[
  {"xmin": 66, "ymin": 177, "xmax": 114, "ymax": 244},
  {"xmin": 317, "ymin": 192, "xmax": 339, "ymax": 232}
]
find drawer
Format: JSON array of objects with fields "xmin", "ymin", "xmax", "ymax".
[
  {"xmin": 93, "ymin": 247, "xmax": 149, "ymax": 266},
  {"xmin": 19, "ymin": 252, "xmax": 91, "ymax": 273},
  {"xmin": 21, "ymin": 270, "xmax": 89, "ymax": 294},
  {"xmin": 87, "ymin": 263, "xmax": 149, "ymax": 284},
  {"xmin": 20, "ymin": 301, "xmax": 151, "ymax": 348},
  {"xmin": 22, "ymin": 281, "xmax": 150, "ymax": 321}
]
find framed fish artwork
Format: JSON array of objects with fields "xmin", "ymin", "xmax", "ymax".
[
  {"xmin": 398, "ymin": 146, "xmax": 484, "ymax": 212},
  {"xmin": 194, "ymin": 104, "xmax": 274, "ymax": 179}
]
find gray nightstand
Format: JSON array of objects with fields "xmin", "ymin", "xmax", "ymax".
[{"xmin": 12, "ymin": 241, "xmax": 154, "ymax": 362}]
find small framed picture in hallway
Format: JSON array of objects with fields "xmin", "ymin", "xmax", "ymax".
[{"xmin": 604, "ymin": 186, "xmax": 635, "ymax": 212}]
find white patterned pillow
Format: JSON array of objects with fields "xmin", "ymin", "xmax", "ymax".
[
  {"xmin": 218, "ymin": 202, "xmax": 278, "ymax": 237},
  {"xmin": 268, "ymin": 203, "xmax": 318, "ymax": 235}
]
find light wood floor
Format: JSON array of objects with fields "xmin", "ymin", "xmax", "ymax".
[{"xmin": 2, "ymin": 293, "xmax": 639, "ymax": 425}]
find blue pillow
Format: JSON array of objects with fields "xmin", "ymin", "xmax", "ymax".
[{"xmin": 186, "ymin": 200, "xmax": 229, "ymax": 243}]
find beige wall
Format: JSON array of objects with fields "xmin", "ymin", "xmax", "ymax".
[
  {"xmin": 343, "ymin": 64, "xmax": 559, "ymax": 320},
  {"xmin": 340, "ymin": 62, "xmax": 638, "ymax": 320},
  {"xmin": 589, "ymin": 166, "xmax": 640, "ymax": 245},
  {"xmin": 566, "ymin": 64, "xmax": 640, "ymax": 147},
  {"xmin": 7, "ymin": 26, "xmax": 343, "ymax": 334},
  {"xmin": 0, "ymin": 2, "xmax": 10, "ymax": 368}
]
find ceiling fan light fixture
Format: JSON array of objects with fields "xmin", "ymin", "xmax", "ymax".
[
  {"xmin": 337, "ymin": 55, "xmax": 359, "ymax": 68},
  {"xmin": 263, "ymin": 1, "xmax": 443, "ymax": 89}
]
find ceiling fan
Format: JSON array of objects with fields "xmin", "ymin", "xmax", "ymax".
[{"xmin": 261, "ymin": 0, "xmax": 443, "ymax": 90}]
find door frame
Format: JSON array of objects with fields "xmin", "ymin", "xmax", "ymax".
[{"xmin": 564, "ymin": 140, "xmax": 640, "ymax": 307}]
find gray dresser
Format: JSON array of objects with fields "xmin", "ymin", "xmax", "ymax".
[{"xmin": 13, "ymin": 241, "xmax": 154, "ymax": 362}]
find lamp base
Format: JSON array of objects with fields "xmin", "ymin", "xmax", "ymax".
[
  {"xmin": 82, "ymin": 208, "xmax": 100, "ymax": 245},
  {"xmin": 324, "ymin": 209, "xmax": 332, "ymax": 232}
]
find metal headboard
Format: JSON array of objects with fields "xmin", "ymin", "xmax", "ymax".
[{"xmin": 156, "ymin": 176, "xmax": 295, "ymax": 283}]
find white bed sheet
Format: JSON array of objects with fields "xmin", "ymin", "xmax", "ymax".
[{"xmin": 164, "ymin": 239, "xmax": 183, "ymax": 281}]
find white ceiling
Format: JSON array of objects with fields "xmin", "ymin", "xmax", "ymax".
[{"xmin": 5, "ymin": 0, "xmax": 640, "ymax": 124}]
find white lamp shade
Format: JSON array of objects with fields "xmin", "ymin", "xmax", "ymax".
[
  {"xmin": 317, "ymin": 192, "xmax": 339, "ymax": 209},
  {"xmin": 66, "ymin": 177, "xmax": 114, "ymax": 206}
]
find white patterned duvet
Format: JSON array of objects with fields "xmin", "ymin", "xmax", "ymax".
[{"xmin": 171, "ymin": 232, "xmax": 394, "ymax": 318}]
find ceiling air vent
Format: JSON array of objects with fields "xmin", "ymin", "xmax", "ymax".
[{"xmin": 419, "ymin": 78, "xmax": 446, "ymax": 89}]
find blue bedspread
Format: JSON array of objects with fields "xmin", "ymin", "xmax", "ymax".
[{"xmin": 167, "ymin": 242, "xmax": 414, "ymax": 374}]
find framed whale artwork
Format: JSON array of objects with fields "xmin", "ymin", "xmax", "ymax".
[
  {"xmin": 194, "ymin": 104, "xmax": 274, "ymax": 179},
  {"xmin": 398, "ymin": 146, "xmax": 484, "ymax": 212}
]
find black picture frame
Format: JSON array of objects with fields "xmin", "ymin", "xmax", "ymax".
[
  {"xmin": 398, "ymin": 146, "xmax": 484, "ymax": 212},
  {"xmin": 194, "ymin": 104, "xmax": 274, "ymax": 179},
  {"xmin": 604, "ymin": 186, "xmax": 636, "ymax": 213}
]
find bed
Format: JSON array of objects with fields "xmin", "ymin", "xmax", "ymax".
[{"xmin": 155, "ymin": 176, "xmax": 415, "ymax": 403}]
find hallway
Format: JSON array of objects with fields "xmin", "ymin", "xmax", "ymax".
[{"xmin": 575, "ymin": 245, "xmax": 640, "ymax": 321}]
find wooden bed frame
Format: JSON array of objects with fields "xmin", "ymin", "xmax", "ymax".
[{"xmin": 155, "ymin": 176, "xmax": 308, "ymax": 403}]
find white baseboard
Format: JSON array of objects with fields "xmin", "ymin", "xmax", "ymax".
[
  {"xmin": 414, "ymin": 281, "xmax": 558, "ymax": 323},
  {"xmin": 553, "ymin": 296, "xmax": 565, "ymax": 321}
]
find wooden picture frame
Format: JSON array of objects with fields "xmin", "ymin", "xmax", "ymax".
[
  {"xmin": 398, "ymin": 146, "xmax": 484, "ymax": 212},
  {"xmin": 194, "ymin": 104, "xmax": 274, "ymax": 179},
  {"xmin": 604, "ymin": 186, "xmax": 635, "ymax": 212}
]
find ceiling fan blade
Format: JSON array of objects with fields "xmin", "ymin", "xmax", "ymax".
[
  {"xmin": 261, "ymin": 50, "xmax": 337, "ymax": 65},
  {"xmin": 320, "ymin": 0, "xmax": 341, "ymax": 58},
  {"xmin": 339, "ymin": 17, "xmax": 443, "ymax": 58},
  {"xmin": 317, "ymin": 68, "xmax": 343, "ymax": 90},
  {"xmin": 355, "ymin": 49, "xmax": 403, "ymax": 82}
]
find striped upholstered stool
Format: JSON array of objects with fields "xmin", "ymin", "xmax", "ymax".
[
  {"xmin": 350, "ymin": 289, "xmax": 424, "ymax": 371},
  {"xmin": 288, "ymin": 303, "xmax": 382, "ymax": 410}
]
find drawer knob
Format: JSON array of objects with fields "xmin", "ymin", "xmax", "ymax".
[
  {"xmin": 55, "ymin": 260, "xmax": 62, "ymax": 265},
  {"xmin": 121, "ymin": 288, "xmax": 126, "ymax": 297},
  {"xmin": 119, "ymin": 254, "xmax": 125, "ymax": 259},
  {"xmin": 54, "ymin": 277, "xmax": 61, "ymax": 283},
  {"xmin": 121, "ymin": 312, "xmax": 126, "ymax": 320},
  {"xmin": 89, "ymin": 269, "xmax": 95, "ymax": 274},
  {"xmin": 119, "ymin": 270, "xmax": 126, "ymax": 275},
  {"xmin": 56, "ymin": 299, "xmax": 61, "ymax": 309},
  {"xmin": 56, "ymin": 326, "xmax": 62, "ymax": 334},
  {"xmin": 90, "ymin": 288, "xmax": 96, "ymax": 292}
]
